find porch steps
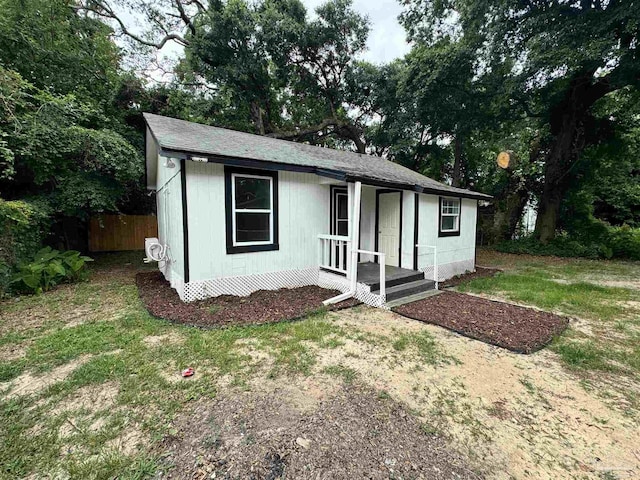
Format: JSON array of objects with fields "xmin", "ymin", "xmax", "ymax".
[
  {"xmin": 366, "ymin": 270, "xmax": 425, "ymax": 292},
  {"xmin": 386, "ymin": 289, "xmax": 443, "ymax": 308},
  {"xmin": 372, "ymin": 279, "xmax": 436, "ymax": 302}
]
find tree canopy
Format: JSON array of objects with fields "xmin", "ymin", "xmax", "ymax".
[{"xmin": 0, "ymin": 0, "xmax": 639, "ymax": 256}]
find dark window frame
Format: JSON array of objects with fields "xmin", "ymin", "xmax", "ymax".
[
  {"xmin": 225, "ymin": 166, "xmax": 279, "ymax": 254},
  {"xmin": 438, "ymin": 196, "xmax": 461, "ymax": 237}
]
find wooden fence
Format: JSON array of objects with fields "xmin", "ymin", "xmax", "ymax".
[{"xmin": 89, "ymin": 215, "xmax": 158, "ymax": 252}]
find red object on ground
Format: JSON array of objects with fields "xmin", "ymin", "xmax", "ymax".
[{"xmin": 181, "ymin": 367, "xmax": 195, "ymax": 377}]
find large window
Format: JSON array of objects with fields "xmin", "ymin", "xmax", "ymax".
[
  {"xmin": 439, "ymin": 197, "xmax": 461, "ymax": 237},
  {"xmin": 225, "ymin": 167, "xmax": 279, "ymax": 254}
]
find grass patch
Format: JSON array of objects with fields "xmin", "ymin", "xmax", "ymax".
[
  {"xmin": 467, "ymin": 251, "xmax": 640, "ymax": 398},
  {"xmin": 391, "ymin": 331, "xmax": 452, "ymax": 365},
  {"xmin": 458, "ymin": 271, "xmax": 637, "ymax": 322},
  {"xmin": 323, "ymin": 365, "xmax": 357, "ymax": 384}
]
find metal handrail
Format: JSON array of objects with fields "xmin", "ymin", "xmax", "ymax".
[
  {"xmin": 415, "ymin": 244, "xmax": 438, "ymax": 290},
  {"xmin": 355, "ymin": 249, "xmax": 386, "ymax": 299}
]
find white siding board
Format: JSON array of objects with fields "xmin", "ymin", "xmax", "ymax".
[
  {"xmin": 416, "ymin": 194, "xmax": 477, "ymax": 278},
  {"xmin": 358, "ymin": 186, "xmax": 376, "ymax": 263},
  {"xmin": 185, "ymin": 162, "xmax": 329, "ymax": 282},
  {"xmin": 155, "ymin": 154, "xmax": 184, "ymax": 285},
  {"xmin": 401, "ymin": 192, "xmax": 415, "ymax": 270}
]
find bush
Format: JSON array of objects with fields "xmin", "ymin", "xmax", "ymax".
[
  {"xmin": 0, "ymin": 198, "xmax": 50, "ymax": 266},
  {"xmin": 10, "ymin": 247, "xmax": 93, "ymax": 294},
  {"xmin": 497, "ymin": 226, "xmax": 640, "ymax": 261}
]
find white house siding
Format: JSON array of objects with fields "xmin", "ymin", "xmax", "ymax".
[
  {"xmin": 416, "ymin": 195, "xmax": 477, "ymax": 281},
  {"xmin": 155, "ymin": 155, "xmax": 185, "ymax": 296},
  {"xmin": 358, "ymin": 185, "xmax": 376, "ymax": 263},
  {"xmin": 400, "ymin": 192, "xmax": 416, "ymax": 270},
  {"xmin": 183, "ymin": 162, "xmax": 329, "ymax": 300}
]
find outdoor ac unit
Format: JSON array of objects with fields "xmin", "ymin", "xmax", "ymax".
[{"xmin": 144, "ymin": 237, "xmax": 167, "ymax": 263}]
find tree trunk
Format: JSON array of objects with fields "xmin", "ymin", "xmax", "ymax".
[
  {"xmin": 534, "ymin": 73, "xmax": 611, "ymax": 243},
  {"xmin": 249, "ymin": 100, "xmax": 265, "ymax": 135},
  {"xmin": 490, "ymin": 175, "xmax": 529, "ymax": 242},
  {"xmin": 452, "ymin": 135, "xmax": 463, "ymax": 187}
]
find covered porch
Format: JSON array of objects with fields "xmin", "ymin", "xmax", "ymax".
[{"xmin": 317, "ymin": 180, "xmax": 438, "ymax": 307}]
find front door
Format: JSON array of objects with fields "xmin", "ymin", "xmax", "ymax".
[{"xmin": 377, "ymin": 192, "xmax": 401, "ymax": 267}]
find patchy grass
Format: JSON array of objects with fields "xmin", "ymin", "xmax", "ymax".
[
  {"xmin": 1, "ymin": 252, "xmax": 427, "ymax": 479},
  {"xmin": 466, "ymin": 250, "xmax": 640, "ymax": 407}
]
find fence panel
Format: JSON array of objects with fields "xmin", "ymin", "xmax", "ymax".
[{"xmin": 89, "ymin": 215, "xmax": 158, "ymax": 252}]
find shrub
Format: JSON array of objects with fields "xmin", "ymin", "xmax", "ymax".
[
  {"xmin": 10, "ymin": 247, "xmax": 93, "ymax": 294},
  {"xmin": 0, "ymin": 198, "xmax": 50, "ymax": 266},
  {"xmin": 497, "ymin": 226, "xmax": 640, "ymax": 261}
]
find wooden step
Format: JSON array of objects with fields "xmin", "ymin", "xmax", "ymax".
[
  {"xmin": 373, "ymin": 279, "xmax": 436, "ymax": 301},
  {"xmin": 386, "ymin": 289, "xmax": 443, "ymax": 308}
]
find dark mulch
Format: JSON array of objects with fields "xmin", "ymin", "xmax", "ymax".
[
  {"xmin": 393, "ymin": 291, "xmax": 569, "ymax": 354},
  {"xmin": 161, "ymin": 383, "xmax": 481, "ymax": 480},
  {"xmin": 136, "ymin": 271, "xmax": 359, "ymax": 328},
  {"xmin": 439, "ymin": 266, "xmax": 500, "ymax": 288}
]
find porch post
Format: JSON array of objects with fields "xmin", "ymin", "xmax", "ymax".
[{"xmin": 350, "ymin": 181, "xmax": 362, "ymax": 292}]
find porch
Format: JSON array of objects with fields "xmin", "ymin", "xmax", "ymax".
[{"xmin": 317, "ymin": 180, "xmax": 438, "ymax": 308}]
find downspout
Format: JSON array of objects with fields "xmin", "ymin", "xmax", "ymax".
[{"xmin": 323, "ymin": 181, "xmax": 362, "ymax": 305}]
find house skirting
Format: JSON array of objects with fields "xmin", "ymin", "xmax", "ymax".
[
  {"xmin": 162, "ymin": 258, "xmax": 474, "ymax": 306},
  {"xmin": 419, "ymin": 258, "xmax": 475, "ymax": 282}
]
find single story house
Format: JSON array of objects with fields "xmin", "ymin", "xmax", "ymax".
[{"xmin": 143, "ymin": 113, "xmax": 491, "ymax": 307}]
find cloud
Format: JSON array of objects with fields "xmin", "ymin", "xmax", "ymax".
[{"xmin": 302, "ymin": 0, "xmax": 410, "ymax": 64}]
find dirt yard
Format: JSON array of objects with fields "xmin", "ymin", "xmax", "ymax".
[{"xmin": 1, "ymin": 250, "xmax": 639, "ymax": 479}]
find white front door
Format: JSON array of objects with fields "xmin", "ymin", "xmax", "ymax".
[{"xmin": 378, "ymin": 192, "xmax": 401, "ymax": 266}]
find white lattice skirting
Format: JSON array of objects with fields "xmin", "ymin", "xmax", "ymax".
[
  {"xmin": 419, "ymin": 258, "xmax": 475, "ymax": 282},
  {"xmin": 169, "ymin": 260, "xmax": 474, "ymax": 306},
  {"xmin": 182, "ymin": 268, "xmax": 320, "ymax": 302},
  {"xmin": 318, "ymin": 271, "xmax": 387, "ymax": 309}
]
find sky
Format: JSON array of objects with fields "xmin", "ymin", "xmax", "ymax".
[{"xmin": 302, "ymin": 0, "xmax": 411, "ymax": 64}]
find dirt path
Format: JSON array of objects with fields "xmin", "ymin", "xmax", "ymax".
[{"xmin": 317, "ymin": 308, "xmax": 640, "ymax": 480}]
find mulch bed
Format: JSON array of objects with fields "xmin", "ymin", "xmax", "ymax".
[
  {"xmin": 439, "ymin": 266, "xmax": 500, "ymax": 288},
  {"xmin": 393, "ymin": 291, "xmax": 569, "ymax": 354},
  {"xmin": 136, "ymin": 271, "xmax": 359, "ymax": 328}
]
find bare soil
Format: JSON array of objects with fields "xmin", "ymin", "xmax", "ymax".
[
  {"xmin": 136, "ymin": 272, "xmax": 359, "ymax": 328},
  {"xmin": 161, "ymin": 380, "xmax": 481, "ymax": 480},
  {"xmin": 394, "ymin": 291, "xmax": 569, "ymax": 353}
]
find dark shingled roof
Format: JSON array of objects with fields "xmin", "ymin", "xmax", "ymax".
[{"xmin": 144, "ymin": 113, "xmax": 491, "ymax": 200}]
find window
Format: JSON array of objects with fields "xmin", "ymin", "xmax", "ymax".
[
  {"xmin": 225, "ymin": 167, "xmax": 279, "ymax": 254},
  {"xmin": 439, "ymin": 197, "xmax": 460, "ymax": 237}
]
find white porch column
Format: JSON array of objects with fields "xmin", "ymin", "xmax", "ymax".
[{"xmin": 349, "ymin": 181, "xmax": 362, "ymax": 291}]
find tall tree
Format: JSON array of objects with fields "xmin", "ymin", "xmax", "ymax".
[
  {"xmin": 79, "ymin": 0, "xmax": 371, "ymax": 152},
  {"xmin": 401, "ymin": 0, "xmax": 640, "ymax": 242}
]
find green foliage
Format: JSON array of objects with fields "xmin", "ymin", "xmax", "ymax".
[
  {"xmin": 10, "ymin": 247, "xmax": 93, "ymax": 295},
  {"xmin": 0, "ymin": 198, "xmax": 51, "ymax": 266},
  {"xmin": 497, "ymin": 224, "xmax": 640, "ymax": 261},
  {"xmin": 184, "ymin": 0, "xmax": 370, "ymax": 147}
]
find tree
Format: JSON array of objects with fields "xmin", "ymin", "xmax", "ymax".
[
  {"xmin": 0, "ymin": 0, "xmax": 119, "ymax": 102},
  {"xmin": 78, "ymin": 0, "xmax": 371, "ymax": 152},
  {"xmin": 401, "ymin": 0, "xmax": 640, "ymax": 242},
  {"xmin": 0, "ymin": 0, "xmax": 146, "ymax": 249}
]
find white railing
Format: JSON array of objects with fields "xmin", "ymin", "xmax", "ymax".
[
  {"xmin": 415, "ymin": 244, "xmax": 438, "ymax": 290},
  {"xmin": 318, "ymin": 234, "xmax": 351, "ymax": 276},
  {"xmin": 355, "ymin": 249, "xmax": 386, "ymax": 299}
]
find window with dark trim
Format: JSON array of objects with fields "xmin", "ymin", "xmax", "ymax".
[
  {"xmin": 438, "ymin": 197, "xmax": 461, "ymax": 237},
  {"xmin": 225, "ymin": 167, "xmax": 279, "ymax": 254}
]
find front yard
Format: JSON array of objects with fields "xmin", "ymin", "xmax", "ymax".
[{"xmin": 0, "ymin": 250, "xmax": 639, "ymax": 479}]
